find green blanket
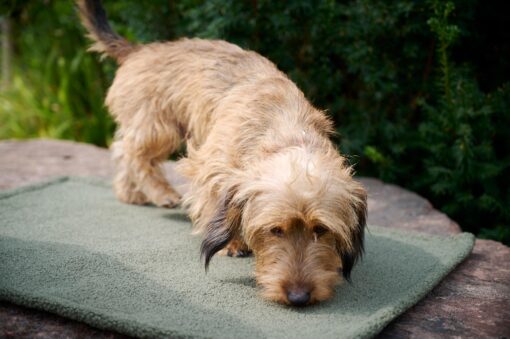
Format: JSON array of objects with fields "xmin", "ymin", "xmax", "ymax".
[{"xmin": 0, "ymin": 177, "xmax": 474, "ymax": 338}]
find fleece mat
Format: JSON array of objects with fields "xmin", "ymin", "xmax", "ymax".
[{"xmin": 0, "ymin": 177, "xmax": 474, "ymax": 339}]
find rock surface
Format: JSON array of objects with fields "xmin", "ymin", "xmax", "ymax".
[{"xmin": 0, "ymin": 139, "xmax": 509, "ymax": 338}]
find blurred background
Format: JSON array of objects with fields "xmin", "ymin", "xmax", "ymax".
[{"xmin": 0, "ymin": 0, "xmax": 508, "ymax": 244}]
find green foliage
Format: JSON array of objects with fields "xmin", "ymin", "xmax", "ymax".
[
  {"xmin": 414, "ymin": 1, "xmax": 510, "ymax": 244},
  {"xmin": 1, "ymin": 0, "xmax": 508, "ymax": 244},
  {"xmin": 0, "ymin": 1, "xmax": 115, "ymax": 146}
]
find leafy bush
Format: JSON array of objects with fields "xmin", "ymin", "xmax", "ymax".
[
  {"xmin": 0, "ymin": 2, "xmax": 115, "ymax": 146},
  {"xmin": 416, "ymin": 1, "xmax": 510, "ymax": 244},
  {"xmin": 1, "ymin": 0, "xmax": 508, "ymax": 244}
]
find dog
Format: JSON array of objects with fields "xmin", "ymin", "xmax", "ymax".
[{"xmin": 78, "ymin": 0, "xmax": 367, "ymax": 306}]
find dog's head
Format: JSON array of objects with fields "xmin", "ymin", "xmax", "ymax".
[{"xmin": 201, "ymin": 148, "xmax": 366, "ymax": 306}]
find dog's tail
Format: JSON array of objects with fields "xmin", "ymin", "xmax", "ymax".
[{"xmin": 77, "ymin": 0, "xmax": 136, "ymax": 63}]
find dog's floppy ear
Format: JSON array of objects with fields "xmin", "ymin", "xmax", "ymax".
[
  {"xmin": 200, "ymin": 188, "xmax": 244, "ymax": 270},
  {"xmin": 338, "ymin": 185, "xmax": 367, "ymax": 282}
]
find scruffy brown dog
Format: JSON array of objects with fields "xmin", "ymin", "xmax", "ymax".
[{"xmin": 78, "ymin": 0, "xmax": 367, "ymax": 306}]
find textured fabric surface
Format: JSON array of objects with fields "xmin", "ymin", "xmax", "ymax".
[{"xmin": 0, "ymin": 177, "xmax": 474, "ymax": 339}]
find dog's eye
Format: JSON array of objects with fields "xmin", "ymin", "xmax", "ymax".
[
  {"xmin": 313, "ymin": 225, "xmax": 328, "ymax": 237},
  {"xmin": 270, "ymin": 227, "xmax": 284, "ymax": 237}
]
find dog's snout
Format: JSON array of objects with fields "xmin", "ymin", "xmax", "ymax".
[{"xmin": 287, "ymin": 288, "xmax": 311, "ymax": 306}]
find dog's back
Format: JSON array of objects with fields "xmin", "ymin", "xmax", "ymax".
[
  {"xmin": 105, "ymin": 38, "xmax": 287, "ymax": 145},
  {"xmin": 78, "ymin": 0, "xmax": 293, "ymax": 145}
]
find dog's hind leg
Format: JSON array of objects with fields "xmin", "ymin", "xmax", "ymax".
[
  {"xmin": 112, "ymin": 114, "xmax": 183, "ymax": 208},
  {"xmin": 112, "ymin": 138, "xmax": 148, "ymax": 205}
]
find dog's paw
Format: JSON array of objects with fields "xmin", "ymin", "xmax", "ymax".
[
  {"xmin": 152, "ymin": 192, "xmax": 181, "ymax": 208},
  {"xmin": 160, "ymin": 197, "xmax": 180, "ymax": 208},
  {"xmin": 115, "ymin": 189, "xmax": 148, "ymax": 206},
  {"xmin": 227, "ymin": 248, "xmax": 252, "ymax": 257},
  {"xmin": 219, "ymin": 239, "xmax": 252, "ymax": 257}
]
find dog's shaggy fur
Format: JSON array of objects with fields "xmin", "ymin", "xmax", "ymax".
[{"xmin": 78, "ymin": 0, "xmax": 367, "ymax": 305}]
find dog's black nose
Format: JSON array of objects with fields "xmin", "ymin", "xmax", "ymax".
[{"xmin": 287, "ymin": 289, "xmax": 310, "ymax": 306}]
